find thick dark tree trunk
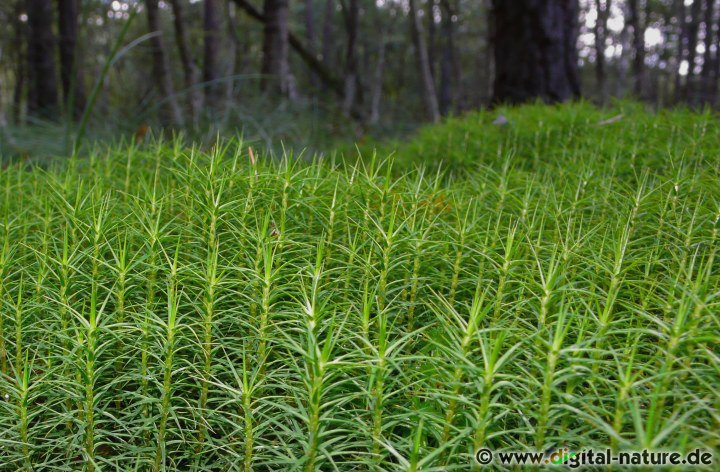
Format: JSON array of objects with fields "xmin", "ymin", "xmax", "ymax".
[
  {"xmin": 58, "ymin": 0, "xmax": 85, "ymax": 118},
  {"xmin": 203, "ymin": 0, "xmax": 222, "ymax": 109},
  {"xmin": 146, "ymin": 0, "xmax": 184, "ymax": 127},
  {"xmin": 491, "ymin": 0, "xmax": 580, "ymax": 104},
  {"xmin": 26, "ymin": 0, "xmax": 59, "ymax": 118},
  {"xmin": 627, "ymin": 0, "xmax": 646, "ymax": 98},
  {"xmin": 342, "ymin": 0, "xmax": 359, "ymax": 116},
  {"xmin": 409, "ymin": 0, "xmax": 440, "ymax": 122},
  {"xmin": 169, "ymin": 0, "xmax": 202, "ymax": 124},
  {"xmin": 261, "ymin": 0, "xmax": 293, "ymax": 97}
]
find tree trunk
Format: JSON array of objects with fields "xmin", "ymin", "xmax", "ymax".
[
  {"xmin": 409, "ymin": 0, "xmax": 441, "ymax": 122},
  {"xmin": 261, "ymin": 0, "xmax": 293, "ymax": 97},
  {"xmin": 674, "ymin": 0, "xmax": 687, "ymax": 102},
  {"xmin": 231, "ymin": 0, "xmax": 345, "ymax": 100},
  {"xmin": 684, "ymin": 0, "xmax": 703, "ymax": 101},
  {"xmin": 58, "ymin": 0, "xmax": 85, "ymax": 118},
  {"xmin": 713, "ymin": 1, "xmax": 720, "ymax": 104},
  {"xmin": 699, "ymin": 0, "xmax": 715, "ymax": 103},
  {"xmin": 428, "ymin": 0, "xmax": 438, "ymax": 81},
  {"xmin": 305, "ymin": 0, "xmax": 319, "ymax": 88},
  {"xmin": 321, "ymin": 0, "xmax": 334, "ymax": 91},
  {"xmin": 594, "ymin": 0, "xmax": 610, "ymax": 103},
  {"xmin": 224, "ymin": 0, "xmax": 241, "ymax": 120},
  {"xmin": 26, "ymin": 0, "xmax": 59, "ymax": 118},
  {"xmin": 491, "ymin": 0, "xmax": 580, "ymax": 104},
  {"xmin": 12, "ymin": 0, "xmax": 26, "ymax": 123},
  {"xmin": 627, "ymin": 0, "xmax": 646, "ymax": 98},
  {"xmin": 169, "ymin": 0, "xmax": 202, "ymax": 125},
  {"xmin": 439, "ymin": 0, "xmax": 458, "ymax": 115},
  {"xmin": 146, "ymin": 0, "xmax": 184, "ymax": 127},
  {"xmin": 369, "ymin": 34, "xmax": 387, "ymax": 125},
  {"xmin": 203, "ymin": 0, "xmax": 221, "ymax": 110},
  {"xmin": 342, "ymin": 0, "xmax": 359, "ymax": 116}
]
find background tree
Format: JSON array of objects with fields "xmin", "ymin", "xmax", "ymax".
[
  {"xmin": 146, "ymin": 0, "xmax": 184, "ymax": 126},
  {"xmin": 492, "ymin": 0, "xmax": 581, "ymax": 104},
  {"xmin": 203, "ymin": 0, "xmax": 221, "ymax": 110},
  {"xmin": 58, "ymin": 0, "xmax": 84, "ymax": 117},
  {"xmin": 26, "ymin": 0, "xmax": 58, "ymax": 118},
  {"xmin": 261, "ymin": 0, "xmax": 293, "ymax": 97}
]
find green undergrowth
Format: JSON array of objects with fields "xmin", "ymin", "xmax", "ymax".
[
  {"xmin": 368, "ymin": 101, "xmax": 720, "ymax": 177},
  {"xmin": 0, "ymin": 120, "xmax": 718, "ymax": 469}
]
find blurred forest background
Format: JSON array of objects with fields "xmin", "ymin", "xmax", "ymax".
[{"xmin": 0, "ymin": 0, "xmax": 719, "ymax": 156}]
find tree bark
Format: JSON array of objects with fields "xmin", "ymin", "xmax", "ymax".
[
  {"xmin": 231, "ymin": 0, "xmax": 345, "ymax": 100},
  {"xmin": 12, "ymin": 0, "xmax": 27, "ymax": 123},
  {"xmin": 321, "ymin": 0, "xmax": 335, "ymax": 76},
  {"xmin": 146, "ymin": 0, "xmax": 184, "ymax": 127},
  {"xmin": 439, "ymin": 0, "xmax": 458, "ymax": 115},
  {"xmin": 684, "ymin": 0, "xmax": 703, "ymax": 101},
  {"xmin": 594, "ymin": 0, "xmax": 611, "ymax": 103},
  {"xmin": 169, "ymin": 0, "xmax": 202, "ymax": 124},
  {"xmin": 627, "ymin": 0, "xmax": 646, "ymax": 98},
  {"xmin": 224, "ymin": 0, "xmax": 241, "ymax": 120},
  {"xmin": 58, "ymin": 0, "xmax": 85, "ymax": 118},
  {"xmin": 305, "ymin": 0, "xmax": 319, "ymax": 88},
  {"xmin": 674, "ymin": 0, "xmax": 687, "ymax": 102},
  {"xmin": 409, "ymin": 0, "xmax": 441, "ymax": 122},
  {"xmin": 261, "ymin": 0, "xmax": 293, "ymax": 97},
  {"xmin": 342, "ymin": 0, "xmax": 359, "ymax": 116},
  {"xmin": 699, "ymin": 0, "xmax": 715, "ymax": 102},
  {"xmin": 203, "ymin": 0, "xmax": 222, "ymax": 109},
  {"xmin": 26, "ymin": 0, "xmax": 59, "ymax": 118},
  {"xmin": 369, "ymin": 34, "xmax": 387, "ymax": 125},
  {"xmin": 491, "ymin": 0, "xmax": 580, "ymax": 104}
]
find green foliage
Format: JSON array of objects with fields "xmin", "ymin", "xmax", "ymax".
[
  {"xmin": 376, "ymin": 101, "xmax": 720, "ymax": 177},
  {"xmin": 0, "ymin": 106, "xmax": 718, "ymax": 469}
]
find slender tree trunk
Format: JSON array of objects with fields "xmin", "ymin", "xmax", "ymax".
[
  {"xmin": 321, "ymin": 0, "xmax": 335, "ymax": 93},
  {"xmin": 428, "ymin": 0, "xmax": 438, "ymax": 81},
  {"xmin": 203, "ymin": 0, "xmax": 221, "ymax": 110},
  {"xmin": 0, "ymin": 76, "xmax": 19, "ymax": 152},
  {"xmin": 627, "ymin": 0, "xmax": 645, "ymax": 98},
  {"xmin": 594, "ymin": 0, "xmax": 610, "ymax": 104},
  {"xmin": 58, "ymin": 0, "xmax": 85, "ymax": 118},
  {"xmin": 26, "ymin": 0, "xmax": 58, "ymax": 118},
  {"xmin": 439, "ymin": 0, "xmax": 457, "ymax": 115},
  {"xmin": 169, "ymin": 0, "xmax": 202, "ymax": 125},
  {"xmin": 699, "ymin": 0, "xmax": 715, "ymax": 103},
  {"xmin": 713, "ymin": 1, "xmax": 720, "ymax": 104},
  {"xmin": 409, "ymin": 0, "xmax": 440, "ymax": 122},
  {"xmin": 12, "ymin": 0, "xmax": 26, "ymax": 123},
  {"xmin": 146, "ymin": 0, "xmax": 184, "ymax": 127},
  {"xmin": 224, "ymin": 0, "xmax": 241, "ymax": 120},
  {"xmin": 491, "ymin": 0, "xmax": 580, "ymax": 104},
  {"xmin": 305, "ymin": 0, "xmax": 319, "ymax": 89},
  {"xmin": 369, "ymin": 34, "xmax": 387, "ymax": 125},
  {"xmin": 261, "ymin": 0, "xmax": 293, "ymax": 97},
  {"xmin": 674, "ymin": 0, "xmax": 687, "ymax": 102},
  {"xmin": 684, "ymin": 0, "xmax": 703, "ymax": 102},
  {"xmin": 342, "ymin": 0, "xmax": 359, "ymax": 116}
]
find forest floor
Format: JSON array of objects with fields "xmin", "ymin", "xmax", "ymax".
[{"xmin": 0, "ymin": 102, "xmax": 718, "ymax": 469}]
